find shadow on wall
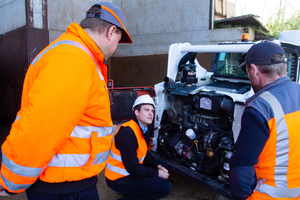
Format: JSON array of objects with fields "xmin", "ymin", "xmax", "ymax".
[{"xmin": 110, "ymin": 53, "xmax": 214, "ymax": 88}]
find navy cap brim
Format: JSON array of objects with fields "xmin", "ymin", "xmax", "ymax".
[
  {"xmin": 239, "ymin": 61, "xmax": 247, "ymax": 74},
  {"xmin": 118, "ymin": 28, "xmax": 132, "ymax": 43}
]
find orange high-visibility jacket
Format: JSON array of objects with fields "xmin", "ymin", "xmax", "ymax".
[
  {"xmin": 246, "ymin": 77, "xmax": 300, "ymax": 200},
  {"xmin": 0, "ymin": 22, "xmax": 113, "ymax": 193},
  {"xmin": 105, "ymin": 120, "xmax": 148, "ymax": 181}
]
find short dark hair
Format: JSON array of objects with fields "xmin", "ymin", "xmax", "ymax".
[
  {"xmin": 80, "ymin": 6, "xmax": 112, "ymax": 34},
  {"xmin": 133, "ymin": 104, "xmax": 142, "ymax": 112},
  {"xmin": 255, "ymin": 53, "xmax": 287, "ymax": 77}
]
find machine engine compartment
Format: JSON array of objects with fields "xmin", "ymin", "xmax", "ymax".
[{"xmin": 156, "ymin": 64, "xmax": 237, "ymax": 184}]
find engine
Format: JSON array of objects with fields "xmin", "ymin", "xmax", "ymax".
[{"xmin": 156, "ymin": 64, "xmax": 235, "ymax": 183}]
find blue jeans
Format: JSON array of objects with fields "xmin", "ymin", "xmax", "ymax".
[
  {"xmin": 110, "ymin": 176, "xmax": 172, "ymax": 200},
  {"xmin": 25, "ymin": 185, "xmax": 99, "ymax": 200}
]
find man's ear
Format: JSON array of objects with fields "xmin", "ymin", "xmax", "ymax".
[
  {"xmin": 107, "ymin": 25, "xmax": 117, "ymax": 41},
  {"xmin": 134, "ymin": 109, "xmax": 139, "ymax": 117},
  {"xmin": 250, "ymin": 63, "xmax": 259, "ymax": 77}
]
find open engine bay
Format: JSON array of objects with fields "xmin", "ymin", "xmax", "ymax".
[{"xmin": 151, "ymin": 43, "xmax": 255, "ymax": 198}]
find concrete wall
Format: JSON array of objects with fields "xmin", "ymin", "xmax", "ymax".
[
  {"xmin": 0, "ymin": 0, "xmax": 247, "ymax": 87},
  {"xmin": 108, "ymin": 0, "xmax": 246, "ymax": 87},
  {"xmin": 45, "ymin": 0, "xmax": 225, "ymax": 87},
  {"xmin": 46, "ymin": 0, "xmax": 246, "ymax": 57},
  {"xmin": 109, "ymin": 0, "xmax": 212, "ymax": 86},
  {"xmin": 0, "ymin": 0, "xmax": 106, "ymax": 38},
  {"xmin": 47, "ymin": 0, "xmax": 107, "ymax": 43},
  {"xmin": 46, "ymin": 0, "xmax": 216, "ymax": 57},
  {"xmin": 113, "ymin": 0, "xmax": 212, "ymax": 57},
  {"xmin": 46, "ymin": 0, "xmax": 244, "ymax": 57},
  {"xmin": 0, "ymin": 0, "xmax": 26, "ymax": 34}
]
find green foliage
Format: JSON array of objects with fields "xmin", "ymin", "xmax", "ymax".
[
  {"xmin": 214, "ymin": 21, "xmax": 228, "ymax": 28},
  {"xmin": 214, "ymin": 21, "xmax": 243, "ymax": 29},
  {"xmin": 265, "ymin": 9, "xmax": 300, "ymax": 38}
]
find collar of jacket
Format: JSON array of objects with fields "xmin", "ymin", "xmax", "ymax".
[
  {"xmin": 66, "ymin": 22, "xmax": 108, "ymax": 82},
  {"xmin": 132, "ymin": 116, "xmax": 140, "ymax": 129},
  {"xmin": 245, "ymin": 76, "xmax": 290, "ymax": 106},
  {"xmin": 132, "ymin": 116, "xmax": 153, "ymax": 142}
]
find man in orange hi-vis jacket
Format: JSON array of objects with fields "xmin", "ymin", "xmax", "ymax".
[
  {"xmin": 229, "ymin": 41, "xmax": 300, "ymax": 199},
  {"xmin": 0, "ymin": 2, "xmax": 132, "ymax": 200},
  {"xmin": 105, "ymin": 95, "xmax": 172, "ymax": 200}
]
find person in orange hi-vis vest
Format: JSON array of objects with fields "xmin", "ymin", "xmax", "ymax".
[
  {"xmin": 229, "ymin": 41, "xmax": 300, "ymax": 200},
  {"xmin": 105, "ymin": 94, "xmax": 172, "ymax": 200},
  {"xmin": 0, "ymin": 2, "xmax": 132, "ymax": 200}
]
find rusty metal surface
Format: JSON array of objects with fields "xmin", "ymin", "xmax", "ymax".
[{"xmin": 0, "ymin": 27, "xmax": 49, "ymax": 127}]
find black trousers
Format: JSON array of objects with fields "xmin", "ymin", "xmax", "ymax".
[
  {"xmin": 110, "ymin": 175, "xmax": 172, "ymax": 200},
  {"xmin": 25, "ymin": 185, "xmax": 99, "ymax": 200}
]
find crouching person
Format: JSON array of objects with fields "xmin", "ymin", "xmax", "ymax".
[{"xmin": 105, "ymin": 94, "xmax": 172, "ymax": 200}]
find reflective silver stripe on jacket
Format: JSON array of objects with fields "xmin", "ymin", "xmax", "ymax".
[
  {"xmin": 48, "ymin": 150, "xmax": 110, "ymax": 167},
  {"xmin": 1, "ymin": 152, "xmax": 45, "ymax": 177},
  {"xmin": 14, "ymin": 115, "xmax": 21, "ymax": 122},
  {"xmin": 110, "ymin": 151, "xmax": 122, "ymax": 161},
  {"xmin": 31, "ymin": 40, "xmax": 104, "ymax": 81},
  {"xmin": 257, "ymin": 91, "xmax": 300, "ymax": 198},
  {"xmin": 71, "ymin": 125, "xmax": 113, "ymax": 138},
  {"xmin": 48, "ymin": 125, "xmax": 112, "ymax": 167},
  {"xmin": 106, "ymin": 163, "xmax": 130, "ymax": 176},
  {"xmin": 93, "ymin": 150, "xmax": 110, "ymax": 165},
  {"xmin": 110, "ymin": 151, "xmax": 145, "ymax": 162},
  {"xmin": 1, "ymin": 173, "xmax": 32, "ymax": 191},
  {"xmin": 49, "ymin": 125, "xmax": 112, "ymax": 167}
]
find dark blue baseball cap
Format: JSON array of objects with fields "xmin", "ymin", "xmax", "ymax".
[
  {"xmin": 86, "ymin": 2, "xmax": 132, "ymax": 44},
  {"xmin": 239, "ymin": 41, "xmax": 286, "ymax": 72}
]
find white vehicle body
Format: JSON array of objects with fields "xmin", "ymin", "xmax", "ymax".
[
  {"xmin": 153, "ymin": 42, "xmax": 254, "ymax": 150},
  {"xmin": 146, "ymin": 41, "xmax": 299, "ymax": 198}
]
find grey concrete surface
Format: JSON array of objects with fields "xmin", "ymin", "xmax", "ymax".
[
  {"xmin": 3, "ymin": 170, "xmax": 229, "ymax": 200},
  {"xmin": 0, "ymin": 0, "xmax": 26, "ymax": 34}
]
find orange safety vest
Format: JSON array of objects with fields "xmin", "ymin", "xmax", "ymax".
[
  {"xmin": 105, "ymin": 120, "xmax": 148, "ymax": 181},
  {"xmin": 246, "ymin": 77, "xmax": 300, "ymax": 200},
  {"xmin": 0, "ymin": 22, "xmax": 113, "ymax": 193}
]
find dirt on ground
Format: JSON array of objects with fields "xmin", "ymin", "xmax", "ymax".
[{"xmin": 3, "ymin": 170, "xmax": 229, "ymax": 200}]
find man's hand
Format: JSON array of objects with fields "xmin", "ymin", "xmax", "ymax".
[
  {"xmin": 158, "ymin": 169, "xmax": 169, "ymax": 179},
  {"xmin": 157, "ymin": 165, "xmax": 168, "ymax": 173},
  {"xmin": 254, "ymin": 179, "xmax": 266, "ymax": 192},
  {"xmin": 0, "ymin": 184, "xmax": 10, "ymax": 196},
  {"xmin": 158, "ymin": 165, "xmax": 169, "ymax": 179}
]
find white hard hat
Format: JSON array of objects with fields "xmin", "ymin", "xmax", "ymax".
[{"xmin": 132, "ymin": 94, "xmax": 155, "ymax": 110}]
